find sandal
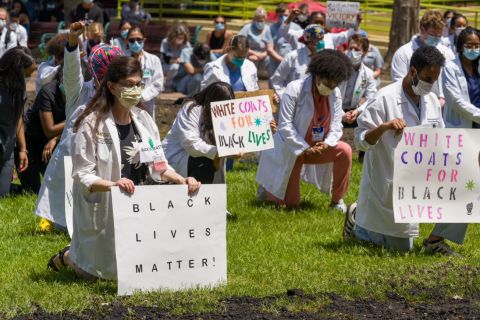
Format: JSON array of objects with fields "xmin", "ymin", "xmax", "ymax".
[{"xmin": 47, "ymin": 246, "xmax": 70, "ymax": 272}]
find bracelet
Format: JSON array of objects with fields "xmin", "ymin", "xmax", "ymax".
[{"xmin": 19, "ymin": 150, "xmax": 28, "ymax": 154}]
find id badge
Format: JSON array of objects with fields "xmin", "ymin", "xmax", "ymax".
[
  {"xmin": 312, "ymin": 126, "xmax": 324, "ymax": 142},
  {"xmin": 139, "ymin": 138, "xmax": 160, "ymax": 163},
  {"xmin": 143, "ymin": 69, "xmax": 152, "ymax": 79},
  {"xmin": 427, "ymin": 118, "xmax": 439, "ymax": 128}
]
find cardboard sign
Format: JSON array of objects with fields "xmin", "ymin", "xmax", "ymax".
[
  {"xmin": 326, "ymin": 1, "xmax": 360, "ymax": 29},
  {"xmin": 111, "ymin": 184, "xmax": 227, "ymax": 296},
  {"xmin": 211, "ymin": 95, "xmax": 274, "ymax": 157},
  {"xmin": 64, "ymin": 156, "xmax": 74, "ymax": 236},
  {"xmin": 234, "ymin": 89, "xmax": 278, "ymax": 113},
  {"xmin": 393, "ymin": 128, "xmax": 480, "ymax": 223}
]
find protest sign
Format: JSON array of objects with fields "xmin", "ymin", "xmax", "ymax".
[
  {"xmin": 326, "ymin": 1, "xmax": 360, "ymax": 29},
  {"xmin": 112, "ymin": 184, "xmax": 227, "ymax": 296},
  {"xmin": 211, "ymin": 95, "xmax": 274, "ymax": 157},
  {"xmin": 234, "ymin": 89, "xmax": 278, "ymax": 113},
  {"xmin": 393, "ymin": 128, "xmax": 480, "ymax": 223},
  {"xmin": 64, "ymin": 156, "xmax": 74, "ymax": 236}
]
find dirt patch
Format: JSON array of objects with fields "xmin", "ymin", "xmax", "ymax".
[{"xmin": 12, "ymin": 291, "xmax": 480, "ymax": 320}]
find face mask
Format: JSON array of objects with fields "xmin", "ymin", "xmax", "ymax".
[
  {"xmin": 455, "ymin": 27, "xmax": 465, "ymax": 37},
  {"xmin": 129, "ymin": 40, "xmax": 143, "ymax": 53},
  {"xmin": 348, "ymin": 50, "xmax": 363, "ymax": 66},
  {"xmin": 9, "ymin": 22, "xmax": 18, "ymax": 31},
  {"xmin": 445, "ymin": 18, "xmax": 452, "ymax": 26},
  {"xmin": 279, "ymin": 15, "xmax": 287, "ymax": 23},
  {"xmin": 316, "ymin": 81, "xmax": 333, "ymax": 96},
  {"xmin": 463, "ymin": 48, "xmax": 480, "ymax": 61},
  {"xmin": 254, "ymin": 21, "xmax": 264, "ymax": 30},
  {"xmin": 59, "ymin": 83, "xmax": 65, "ymax": 95},
  {"xmin": 425, "ymin": 35, "xmax": 441, "ymax": 47},
  {"xmin": 0, "ymin": 19, "xmax": 6, "ymax": 28},
  {"xmin": 118, "ymin": 85, "xmax": 143, "ymax": 110},
  {"xmin": 412, "ymin": 71, "xmax": 433, "ymax": 96},
  {"xmin": 231, "ymin": 56, "xmax": 245, "ymax": 68},
  {"xmin": 120, "ymin": 29, "xmax": 129, "ymax": 39},
  {"xmin": 215, "ymin": 23, "xmax": 225, "ymax": 31},
  {"xmin": 315, "ymin": 40, "xmax": 325, "ymax": 53}
]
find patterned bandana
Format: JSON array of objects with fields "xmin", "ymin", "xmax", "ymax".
[
  {"xmin": 299, "ymin": 24, "xmax": 325, "ymax": 43},
  {"xmin": 87, "ymin": 44, "xmax": 124, "ymax": 82}
]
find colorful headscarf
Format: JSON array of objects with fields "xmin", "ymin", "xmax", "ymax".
[
  {"xmin": 87, "ymin": 44, "xmax": 124, "ymax": 82},
  {"xmin": 299, "ymin": 24, "xmax": 325, "ymax": 43}
]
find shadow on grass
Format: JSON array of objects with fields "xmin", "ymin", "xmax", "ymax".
[
  {"xmin": 312, "ymin": 239, "xmax": 425, "ymax": 257},
  {"xmin": 30, "ymin": 270, "xmax": 117, "ymax": 294},
  {"xmin": 248, "ymin": 199, "xmax": 319, "ymax": 212}
]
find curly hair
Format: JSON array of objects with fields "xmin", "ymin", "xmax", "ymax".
[
  {"xmin": 420, "ymin": 10, "xmax": 444, "ymax": 31},
  {"xmin": 45, "ymin": 32, "xmax": 69, "ymax": 62},
  {"xmin": 307, "ymin": 49, "xmax": 353, "ymax": 83},
  {"xmin": 410, "ymin": 45, "xmax": 445, "ymax": 73}
]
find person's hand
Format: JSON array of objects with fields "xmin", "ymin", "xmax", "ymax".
[
  {"xmin": 185, "ymin": 177, "xmax": 201, "ymax": 196},
  {"xmin": 286, "ymin": 8, "xmax": 300, "ymax": 24},
  {"xmin": 248, "ymin": 54, "xmax": 259, "ymax": 62},
  {"xmin": 269, "ymin": 119, "xmax": 278, "ymax": 134},
  {"xmin": 231, "ymin": 152, "xmax": 243, "ymax": 160},
  {"xmin": 384, "ymin": 118, "xmax": 406, "ymax": 136},
  {"xmin": 170, "ymin": 58, "xmax": 180, "ymax": 64},
  {"xmin": 273, "ymin": 93, "xmax": 280, "ymax": 105},
  {"xmin": 355, "ymin": 13, "xmax": 363, "ymax": 30},
  {"xmin": 115, "ymin": 178, "xmax": 135, "ymax": 194},
  {"xmin": 18, "ymin": 150, "xmax": 28, "ymax": 172},
  {"xmin": 256, "ymin": 51, "xmax": 268, "ymax": 61},
  {"xmin": 42, "ymin": 137, "xmax": 58, "ymax": 163},
  {"xmin": 213, "ymin": 156, "xmax": 222, "ymax": 171},
  {"xmin": 69, "ymin": 21, "xmax": 85, "ymax": 47},
  {"xmin": 343, "ymin": 109, "xmax": 359, "ymax": 124}
]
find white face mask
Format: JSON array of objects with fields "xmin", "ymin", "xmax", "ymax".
[
  {"xmin": 411, "ymin": 72, "xmax": 433, "ymax": 96},
  {"xmin": 316, "ymin": 81, "xmax": 333, "ymax": 96},
  {"xmin": 455, "ymin": 27, "xmax": 465, "ymax": 36},
  {"xmin": 0, "ymin": 19, "xmax": 6, "ymax": 28},
  {"xmin": 118, "ymin": 85, "xmax": 143, "ymax": 110},
  {"xmin": 348, "ymin": 50, "xmax": 363, "ymax": 66},
  {"xmin": 9, "ymin": 22, "xmax": 18, "ymax": 31}
]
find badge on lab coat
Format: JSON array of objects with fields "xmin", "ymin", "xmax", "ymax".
[
  {"xmin": 312, "ymin": 125, "xmax": 324, "ymax": 142},
  {"xmin": 143, "ymin": 69, "xmax": 153, "ymax": 79},
  {"xmin": 139, "ymin": 137, "xmax": 163, "ymax": 163}
]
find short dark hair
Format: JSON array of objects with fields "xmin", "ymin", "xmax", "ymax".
[
  {"xmin": 443, "ymin": 9, "xmax": 456, "ymax": 19},
  {"xmin": 9, "ymin": 10, "xmax": 19, "ymax": 18},
  {"xmin": 410, "ymin": 46, "xmax": 445, "ymax": 73},
  {"xmin": 276, "ymin": 3, "xmax": 288, "ymax": 14},
  {"xmin": 193, "ymin": 42, "xmax": 211, "ymax": 60},
  {"xmin": 349, "ymin": 34, "xmax": 369, "ymax": 51},
  {"xmin": 230, "ymin": 34, "xmax": 249, "ymax": 51},
  {"xmin": 456, "ymin": 26, "xmax": 480, "ymax": 54},
  {"xmin": 307, "ymin": 49, "xmax": 353, "ymax": 83},
  {"xmin": 450, "ymin": 12, "xmax": 467, "ymax": 29}
]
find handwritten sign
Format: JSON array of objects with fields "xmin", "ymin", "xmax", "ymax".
[
  {"xmin": 326, "ymin": 1, "xmax": 360, "ymax": 29},
  {"xmin": 393, "ymin": 128, "xmax": 480, "ymax": 223},
  {"xmin": 211, "ymin": 95, "xmax": 274, "ymax": 157},
  {"xmin": 234, "ymin": 89, "xmax": 278, "ymax": 113},
  {"xmin": 64, "ymin": 156, "xmax": 74, "ymax": 236},
  {"xmin": 111, "ymin": 184, "xmax": 227, "ymax": 296}
]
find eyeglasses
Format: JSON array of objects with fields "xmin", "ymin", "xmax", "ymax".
[
  {"xmin": 464, "ymin": 43, "xmax": 480, "ymax": 49},
  {"xmin": 128, "ymin": 38, "xmax": 144, "ymax": 43},
  {"xmin": 118, "ymin": 81, "xmax": 144, "ymax": 89},
  {"xmin": 215, "ymin": 21, "xmax": 225, "ymax": 24}
]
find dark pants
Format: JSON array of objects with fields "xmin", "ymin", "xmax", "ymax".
[
  {"xmin": 187, "ymin": 156, "xmax": 216, "ymax": 184},
  {"xmin": 0, "ymin": 152, "xmax": 14, "ymax": 197},
  {"xmin": 15, "ymin": 138, "xmax": 48, "ymax": 194}
]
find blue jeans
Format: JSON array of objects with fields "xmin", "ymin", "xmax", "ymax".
[{"xmin": 354, "ymin": 225, "xmax": 414, "ymax": 252}]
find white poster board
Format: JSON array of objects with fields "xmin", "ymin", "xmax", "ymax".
[
  {"xmin": 393, "ymin": 128, "xmax": 480, "ymax": 223},
  {"xmin": 211, "ymin": 95, "xmax": 274, "ymax": 157},
  {"xmin": 64, "ymin": 156, "xmax": 74, "ymax": 236},
  {"xmin": 326, "ymin": 1, "xmax": 360, "ymax": 29},
  {"xmin": 111, "ymin": 184, "xmax": 227, "ymax": 296}
]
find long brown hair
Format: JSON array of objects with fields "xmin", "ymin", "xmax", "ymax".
[{"xmin": 74, "ymin": 56, "xmax": 142, "ymax": 132}]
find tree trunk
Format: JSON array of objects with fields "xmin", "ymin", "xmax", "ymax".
[{"xmin": 384, "ymin": 0, "xmax": 420, "ymax": 66}]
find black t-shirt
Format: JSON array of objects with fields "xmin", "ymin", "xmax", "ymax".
[
  {"xmin": 0, "ymin": 85, "xmax": 16, "ymax": 161},
  {"xmin": 24, "ymin": 80, "xmax": 66, "ymax": 145},
  {"xmin": 117, "ymin": 122, "xmax": 148, "ymax": 185},
  {"xmin": 68, "ymin": 3, "xmax": 104, "ymax": 24}
]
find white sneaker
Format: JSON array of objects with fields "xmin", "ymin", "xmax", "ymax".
[{"xmin": 329, "ymin": 199, "xmax": 347, "ymax": 214}]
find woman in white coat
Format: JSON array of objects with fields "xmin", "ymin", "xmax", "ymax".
[
  {"xmin": 200, "ymin": 35, "xmax": 259, "ymax": 92},
  {"xmin": 256, "ymin": 49, "xmax": 353, "ymax": 211},
  {"xmin": 163, "ymin": 82, "xmax": 236, "ymax": 184},
  {"xmin": 127, "ymin": 26, "xmax": 164, "ymax": 119},
  {"xmin": 35, "ymin": 22, "xmax": 124, "ymax": 231},
  {"xmin": 350, "ymin": 46, "xmax": 464, "ymax": 255},
  {"xmin": 47, "ymin": 57, "xmax": 201, "ymax": 280},
  {"xmin": 443, "ymin": 27, "xmax": 480, "ymax": 128}
]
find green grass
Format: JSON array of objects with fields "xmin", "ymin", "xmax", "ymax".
[{"xmin": 1, "ymin": 160, "xmax": 480, "ymax": 318}]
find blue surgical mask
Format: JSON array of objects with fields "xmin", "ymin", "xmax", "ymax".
[
  {"xmin": 463, "ymin": 48, "xmax": 480, "ymax": 61},
  {"xmin": 254, "ymin": 21, "xmax": 264, "ymax": 30},
  {"xmin": 129, "ymin": 40, "xmax": 143, "ymax": 53},
  {"xmin": 316, "ymin": 40, "xmax": 325, "ymax": 53},
  {"xmin": 215, "ymin": 23, "xmax": 225, "ymax": 31},
  {"xmin": 279, "ymin": 15, "xmax": 287, "ymax": 23},
  {"xmin": 231, "ymin": 56, "xmax": 245, "ymax": 68},
  {"xmin": 425, "ymin": 35, "xmax": 441, "ymax": 47},
  {"xmin": 120, "ymin": 29, "xmax": 129, "ymax": 39}
]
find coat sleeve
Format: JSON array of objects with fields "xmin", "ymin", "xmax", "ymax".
[
  {"xmin": 329, "ymin": 29, "xmax": 355, "ymax": 48},
  {"xmin": 278, "ymin": 86, "xmax": 310, "ymax": 155},
  {"xmin": 200, "ymin": 62, "xmax": 217, "ymax": 90},
  {"xmin": 271, "ymin": 56, "xmax": 291, "ymax": 99},
  {"xmin": 64, "ymin": 45, "xmax": 84, "ymax": 119},
  {"xmin": 390, "ymin": 48, "xmax": 408, "ymax": 82},
  {"xmin": 355, "ymin": 95, "xmax": 387, "ymax": 151},
  {"xmin": 364, "ymin": 69, "xmax": 378, "ymax": 101},
  {"xmin": 324, "ymin": 91, "xmax": 344, "ymax": 147},
  {"xmin": 443, "ymin": 63, "xmax": 480, "ymax": 123},
  {"xmin": 142, "ymin": 55, "xmax": 164, "ymax": 102},
  {"xmin": 278, "ymin": 22, "xmax": 303, "ymax": 50}
]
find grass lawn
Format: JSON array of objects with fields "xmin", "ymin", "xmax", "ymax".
[{"xmin": 1, "ymin": 160, "xmax": 480, "ymax": 318}]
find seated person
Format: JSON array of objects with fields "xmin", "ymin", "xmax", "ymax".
[{"xmin": 173, "ymin": 43, "xmax": 213, "ymax": 95}]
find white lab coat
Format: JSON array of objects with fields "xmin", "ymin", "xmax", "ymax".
[
  {"xmin": 0, "ymin": 26, "xmax": 18, "ymax": 58},
  {"xmin": 391, "ymin": 35, "xmax": 455, "ymax": 98},
  {"xmin": 35, "ymin": 45, "xmax": 96, "ymax": 227},
  {"xmin": 162, "ymin": 101, "xmax": 225, "ymax": 183},
  {"xmin": 271, "ymin": 46, "xmax": 311, "ymax": 99},
  {"xmin": 442, "ymin": 56, "xmax": 480, "ymax": 128},
  {"xmin": 14, "ymin": 24, "xmax": 28, "ymax": 47},
  {"xmin": 354, "ymin": 81, "xmax": 444, "ymax": 238},
  {"xmin": 200, "ymin": 54, "xmax": 259, "ymax": 91},
  {"xmin": 136, "ymin": 50, "xmax": 164, "ymax": 118},
  {"xmin": 279, "ymin": 22, "xmax": 355, "ymax": 51},
  {"xmin": 35, "ymin": 59, "xmax": 59, "ymax": 94},
  {"xmin": 338, "ymin": 63, "xmax": 377, "ymax": 113},
  {"xmin": 256, "ymin": 75, "xmax": 344, "ymax": 199},
  {"xmin": 70, "ymin": 107, "xmax": 171, "ymax": 280}
]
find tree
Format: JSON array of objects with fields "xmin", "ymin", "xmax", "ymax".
[{"xmin": 384, "ymin": 0, "xmax": 420, "ymax": 66}]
